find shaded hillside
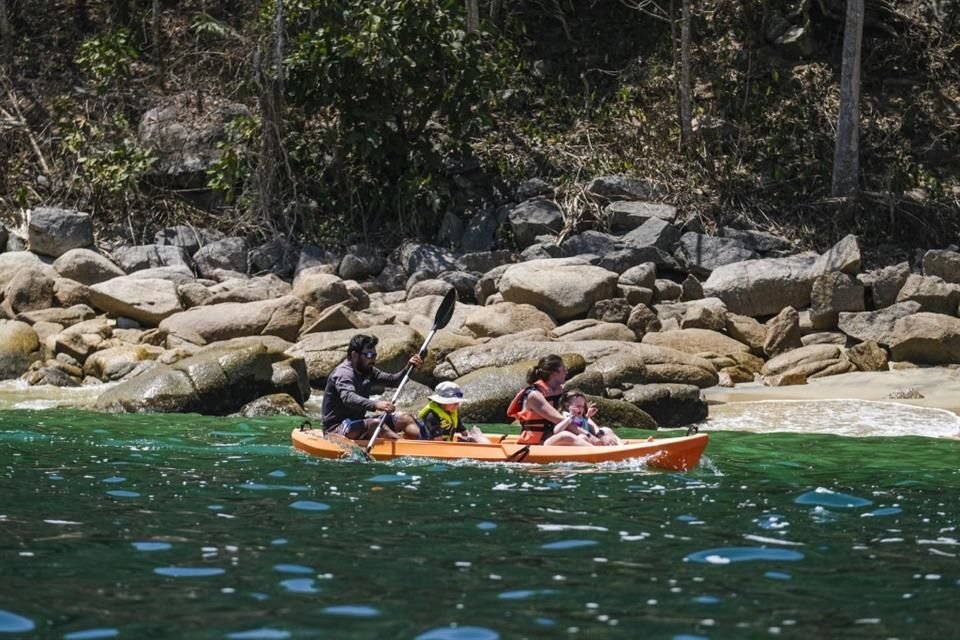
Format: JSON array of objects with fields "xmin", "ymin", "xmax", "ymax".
[{"xmin": 1, "ymin": 0, "xmax": 958, "ymax": 264}]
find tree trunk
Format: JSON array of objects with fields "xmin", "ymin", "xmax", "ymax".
[
  {"xmin": 152, "ymin": 0, "xmax": 162, "ymax": 61},
  {"xmin": 112, "ymin": 0, "xmax": 131, "ymax": 26},
  {"xmin": 74, "ymin": 0, "xmax": 92, "ymax": 32},
  {"xmin": 490, "ymin": 0, "xmax": 503, "ymax": 25},
  {"xmin": 0, "ymin": 0, "xmax": 11, "ymax": 69},
  {"xmin": 255, "ymin": 0, "xmax": 286, "ymax": 226},
  {"xmin": 466, "ymin": 0, "xmax": 479, "ymax": 33},
  {"xmin": 679, "ymin": 0, "xmax": 694, "ymax": 150},
  {"xmin": 832, "ymin": 0, "xmax": 864, "ymax": 197}
]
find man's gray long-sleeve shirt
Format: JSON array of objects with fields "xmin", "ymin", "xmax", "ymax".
[{"xmin": 321, "ymin": 359, "xmax": 405, "ymax": 427}]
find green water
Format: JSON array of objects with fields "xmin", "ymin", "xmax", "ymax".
[{"xmin": 1, "ymin": 410, "xmax": 959, "ymax": 640}]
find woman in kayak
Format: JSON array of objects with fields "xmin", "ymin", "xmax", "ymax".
[
  {"xmin": 561, "ymin": 391, "xmax": 623, "ymax": 446},
  {"xmin": 418, "ymin": 381, "xmax": 490, "ymax": 443},
  {"xmin": 506, "ymin": 354, "xmax": 595, "ymax": 446}
]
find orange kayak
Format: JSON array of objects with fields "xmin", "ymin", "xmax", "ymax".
[{"xmin": 291, "ymin": 428, "xmax": 708, "ymax": 471}]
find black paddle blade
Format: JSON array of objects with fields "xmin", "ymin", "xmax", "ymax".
[{"xmin": 433, "ymin": 288, "xmax": 457, "ymax": 331}]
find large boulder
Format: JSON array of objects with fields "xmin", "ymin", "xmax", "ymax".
[
  {"xmin": 158, "ymin": 295, "xmax": 305, "ymax": 344},
  {"xmin": 507, "ymin": 199, "xmax": 565, "ymax": 247},
  {"xmin": 0, "ymin": 251, "xmax": 57, "ymax": 284},
  {"xmin": 53, "ymin": 249, "xmax": 126, "ymax": 285},
  {"xmin": 499, "ymin": 258, "xmax": 619, "ymax": 321},
  {"xmin": 95, "ymin": 336, "xmax": 308, "ymax": 414},
  {"xmin": 673, "ymin": 232, "xmax": 757, "ymax": 278},
  {"xmin": 88, "ymin": 277, "xmax": 184, "ymax": 326},
  {"xmin": 887, "ymin": 312, "xmax": 960, "ymax": 365},
  {"xmin": 922, "ymin": 249, "xmax": 960, "ymax": 284},
  {"xmin": 703, "ymin": 236, "xmax": 862, "ymax": 317},
  {"xmin": 621, "ymin": 383, "xmax": 707, "ymax": 427},
  {"xmin": 0, "ymin": 320, "xmax": 42, "ymax": 380},
  {"xmin": 553, "ymin": 319, "xmax": 636, "ymax": 342},
  {"xmin": 28, "ymin": 208, "xmax": 94, "ymax": 257},
  {"xmin": 838, "ymin": 301, "xmax": 922, "ymax": 346},
  {"xmin": 642, "ymin": 328, "xmax": 750, "ymax": 357},
  {"xmin": 702, "ymin": 253, "xmax": 818, "ymax": 317},
  {"xmin": 115, "ymin": 244, "xmax": 192, "ymax": 273},
  {"xmin": 4, "ymin": 266, "xmax": 56, "ymax": 314},
  {"xmin": 463, "ymin": 302, "xmax": 556, "ymax": 338},
  {"xmin": 138, "ymin": 92, "xmax": 251, "ymax": 186}
]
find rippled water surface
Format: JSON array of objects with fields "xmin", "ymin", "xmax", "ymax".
[{"xmin": 1, "ymin": 408, "xmax": 959, "ymax": 639}]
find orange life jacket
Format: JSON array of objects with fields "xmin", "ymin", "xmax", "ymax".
[{"xmin": 506, "ymin": 380, "xmax": 563, "ymax": 445}]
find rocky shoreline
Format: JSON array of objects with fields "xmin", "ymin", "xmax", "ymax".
[{"xmin": 2, "ymin": 183, "xmax": 960, "ymax": 429}]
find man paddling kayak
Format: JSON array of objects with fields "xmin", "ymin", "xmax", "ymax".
[{"xmin": 322, "ymin": 334, "xmax": 423, "ymax": 440}]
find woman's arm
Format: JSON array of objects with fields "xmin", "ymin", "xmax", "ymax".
[{"xmin": 525, "ymin": 390, "xmax": 567, "ymax": 424}]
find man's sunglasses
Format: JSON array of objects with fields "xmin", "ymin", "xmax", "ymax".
[{"xmin": 360, "ymin": 351, "xmax": 377, "ymax": 359}]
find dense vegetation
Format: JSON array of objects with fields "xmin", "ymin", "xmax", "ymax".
[{"xmin": 1, "ymin": 0, "xmax": 958, "ymax": 264}]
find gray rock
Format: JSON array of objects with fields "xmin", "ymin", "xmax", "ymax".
[
  {"xmin": 621, "ymin": 383, "xmax": 706, "ymax": 428},
  {"xmin": 673, "ymin": 232, "xmax": 757, "ymax": 278},
  {"xmin": 922, "ymin": 249, "xmax": 960, "ymax": 284},
  {"xmin": 895, "ymin": 273, "xmax": 960, "ymax": 315},
  {"xmin": 861, "ymin": 262, "xmax": 911, "ymax": 309},
  {"xmin": 160, "ymin": 296, "xmax": 305, "ymax": 344},
  {"xmin": 499, "ymin": 258, "xmax": 619, "ymax": 321},
  {"xmin": 887, "ymin": 312, "xmax": 960, "ymax": 365},
  {"xmin": 838, "ymin": 301, "xmax": 922, "ymax": 346},
  {"xmin": 456, "ymin": 250, "xmax": 515, "ymax": 274},
  {"xmin": 620, "ymin": 217, "xmax": 681, "ymax": 252},
  {"xmin": 397, "ymin": 242, "xmax": 457, "ymax": 276},
  {"xmin": 0, "ymin": 320, "xmax": 41, "ymax": 380},
  {"xmin": 619, "ymin": 262, "xmax": 657, "ymax": 289},
  {"xmin": 96, "ymin": 336, "xmax": 309, "ymax": 414},
  {"xmin": 606, "ymin": 201, "xmax": 678, "ymax": 232},
  {"xmin": 516, "ymin": 178, "xmax": 553, "ymax": 201},
  {"xmin": 719, "ymin": 227, "xmax": 791, "ymax": 253},
  {"xmin": 461, "ymin": 209, "xmax": 500, "ymax": 252},
  {"xmin": 138, "ymin": 92, "xmax": 251, "ymax": 185},
  {"xmin": 586, "ymin": 175, "xmax": 665, "ymax": 202},
  {"xmin": 53, "ymin": 248, "xmax": 126, "ymax": 285},
  {"xmin": 507, "ymin": 199, "xmax": 565, "ymax": 247},
  {"xmin": 193, "ymin": 237, "xmax": 247, "ymax": 278},
  {"xmin": 810, "ymin": 271, "xmax": 865, "ymax": 330},
  {"xmin": 27, "ymin": 208, "xmax": 94, "ymax": 257},
  {"xmin": 154, "ymin": 225, "xmax": 221, "ymax": 255},
  {"xmin": 115, "ymin": 244, "xmax": 192, "ymax": 273},
  {"xmin": 764, "ymin": 306, "xmax": 802, "ymax": 357},
  {"xmin": 89, "ymin": 277, "xmax": 185, "ymax": 326},
  {"xmin": 237, "ymin": 393, "xmax": 306, "ymax": 417}
]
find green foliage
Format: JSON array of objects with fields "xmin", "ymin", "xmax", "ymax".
[
  {"xmin": 206, "ymin": 114, "xmax": 261, "ymax": 204},
  {"xmin": 283, "ymin": 0, "xmax": 502, "ymax": 239},
  {"xmin": 54, "ymin": 99, "xmax": 155, "ymax": 210},
  {"xmin": 75, "ymin": 29, "xmax": 138, "ymax": 92}
]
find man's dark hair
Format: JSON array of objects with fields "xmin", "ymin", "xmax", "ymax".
[{"xmin": 348, "ymin": 334, "xmax": 378, "ymax": 356}]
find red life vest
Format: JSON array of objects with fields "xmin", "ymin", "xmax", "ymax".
[{"xmin": 506, "ymin": 380, "xmax": 563, "ymax": 445}]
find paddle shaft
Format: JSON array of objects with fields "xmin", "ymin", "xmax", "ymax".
[{"xmin": 364, "ymin": 325, "xmax": 439, "ymax": 453}]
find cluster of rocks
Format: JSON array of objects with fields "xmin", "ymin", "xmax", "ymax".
[{"xmin": 2, "ymin": 181, "xmax": 960, "ymax": 428}]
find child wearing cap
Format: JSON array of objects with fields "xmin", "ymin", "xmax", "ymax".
[{"xmin": 418, "ymin": 381, "xmax": 489, "ymax": 443}]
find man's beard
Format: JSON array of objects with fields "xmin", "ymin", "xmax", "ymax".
[{"xmin": 356, "ymin": 359, "xmax": 374, "ymax": 375}]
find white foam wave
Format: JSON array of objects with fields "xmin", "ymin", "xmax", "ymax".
[{"xmin": 703, "ymin": 399, "xmax": 960, "ymax": 438}]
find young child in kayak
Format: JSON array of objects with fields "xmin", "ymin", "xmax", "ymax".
[
  {"xmin": 418, "ymin": 381, "xmax": 490, "ymax": 443},
  {"xmin": 561, "ymin": 391, "xmax": 623, "ymax": 446}
]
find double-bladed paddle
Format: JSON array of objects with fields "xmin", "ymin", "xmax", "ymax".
[{"xmin": 364, "ymin": 288, "xmax": 458, "ymax": 456}]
